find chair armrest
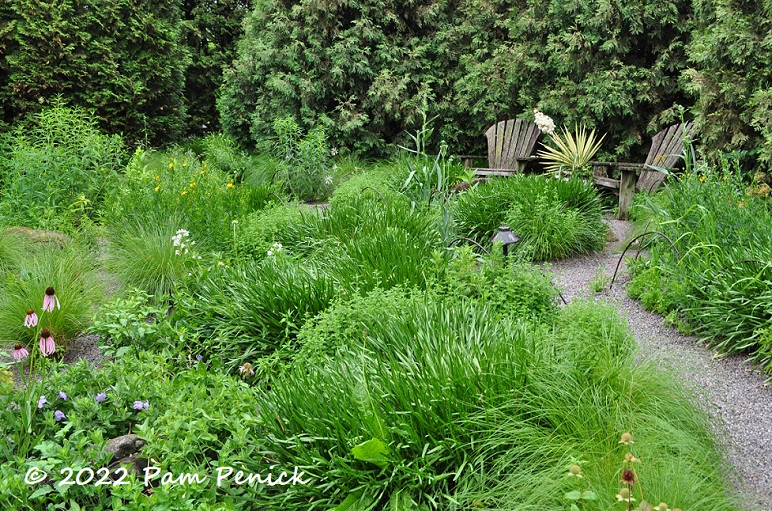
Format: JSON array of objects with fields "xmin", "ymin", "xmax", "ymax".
[{"xmin": 456, "ymin": 154, "xmax": 486, "ymax": 168}]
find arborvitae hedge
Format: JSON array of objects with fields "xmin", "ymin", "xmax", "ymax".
[
  {"xmin": 686, "ymin": 0, "xmax": 772, "ymax": 167},
  {"xmin": 182, "ymin": 0, "xmax": 250, "ymax": 136},
  {"xmin": 0, "ymin": 0, "xmax": 188, "ymax": 146},
  {"xmin": 218, "ymin": 0, "xmax": 465, "ymax": 155},
  {"xmin": 219, "ymin": 0, "xmax": 693, "ymax": 159}
]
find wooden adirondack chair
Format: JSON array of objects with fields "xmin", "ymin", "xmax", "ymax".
[
  {"xmin": 471, "ymin": 119, "xmax": 542, "ymax": 176},
  {"xmin": 593, "ymin": 122, "xmax": 695, "ymax": 220}
]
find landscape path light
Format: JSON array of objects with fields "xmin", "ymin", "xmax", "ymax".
[{"xmin": 490, "ymin": 226, "xmax": 521, "ymax": 257}]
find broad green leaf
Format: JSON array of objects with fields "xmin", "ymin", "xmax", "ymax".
[
  {"xmin": 565, "ymin": 490, "xmax": 582, "ymax": 500},
  {"xmin": 332, "ymin": 490, "xmax": 372, "ymax": 511},
  {"xmin": 351, "ymin": 437, "xmax": 390, "ymax": 468}
]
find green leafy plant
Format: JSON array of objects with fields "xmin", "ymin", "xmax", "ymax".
[
  {"xmin": 0, "ymin": 351, "xmax": 263, "ymax": 509},
  {"xmin": 0, "ymin": 102, "xmax": 126, "ymax": 232},
  {"xmin": 590, "ymin": 266, "xmax": 611, "ymax": 293},
  {"xmin": 88, "ymin": 288, "xmax": 167, "ymax": 358},
  {"xmin": 452, "ymin": 173, "xmax": 606, "ymax": 248},
  {"xmin": 537, "ymin": 124, "xmax": 606, "ymax": 179},
  {"xmin": 273, "ymin": 116, "xmax": 333, "ymax": 201},
  {"xmin": 629, "ymin": 165, "xmax": 772, "ymax": 374},
  {"xmin": 102, "ymin": 147, "xmax": 269, "ymax": 253}
]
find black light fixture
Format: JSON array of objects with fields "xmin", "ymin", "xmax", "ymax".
[{"xmin": 490, "ymin": 226, "xmax": 521, "ymax": 257}]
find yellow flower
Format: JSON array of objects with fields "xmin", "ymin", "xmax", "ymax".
[
  {"xmin": 181, "ymin": 190, "xmax": 187, "ymax": 196},
  {"xmin": 154, "ymin": 185, "xmax": 160, "ymax": 192},
  {"xmin": 154, "ymin": 175, "xmax": 160, "ymax": 181},
  {"xmin": 168, "ymin": 163, "xmax": 174, "ymax": 169},
  {"xmin": 200, "ymin": 170, "xmax": 205, "ymax": 175},
  {"xmin": 189, "ymin": 182, "xmax": 196, "ymax": 188},
  {"xmin": 226, "ymin": 182, "xmax": 234, "ymax": 189},
  {"xmin": 182, "ymin": 162, "xmax": 187, "ymax": 167},
  {"xmin": 699, "ymin": 175, "xmax": 706, "ymax": 183}
]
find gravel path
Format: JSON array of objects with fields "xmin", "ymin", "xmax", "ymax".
[{"xmin": 549, "ymin": 216, "xmax": 772, "ymax": 511}]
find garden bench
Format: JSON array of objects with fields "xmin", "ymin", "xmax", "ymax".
[
  {"xmin": 592, "ymin": 122, "xmax": 695, "ymax": 220},
  {"xmin": 463, "ymin": 119, "xmax": 541, "ymax": 176}
]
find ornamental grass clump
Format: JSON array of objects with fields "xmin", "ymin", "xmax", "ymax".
[
  {"xmin": 0, "ymin": 244, "xmax": 102, "ymax": 353},
  {"xmin": 239, "ymin": 293, "xmax": 737, "ymax": 510},
  {"xmin": 452, "ymin": 173, "xmax": 606, "ymax": 256},
  {"xmin": 629, "ymin": 166, "xmax": 772, "ymax": 373},
  {"xmin": 105, "ymin": 212, "xmax": 198, "ymax": 299}
]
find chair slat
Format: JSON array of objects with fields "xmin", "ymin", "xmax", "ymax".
[{"xmin": 482, "ymin": 119, "xmax": 541, "ymax": 173}]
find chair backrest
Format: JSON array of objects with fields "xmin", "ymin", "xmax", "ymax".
[
  {"xmin": 638, "ymin": 122, "xmax": 695, "ymax": 192},
  {"xmin": 485, "ymin": 119, "xmax": 541, "ymax": 171}
]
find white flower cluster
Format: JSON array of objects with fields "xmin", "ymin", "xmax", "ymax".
[
  {"xmin": 267, "ymin": 242, "xmax": 283, "ymax": 257},
  {"xmin": 533, "ymin": 108, "xmax": 556, "ymax": 135},
  {"xmin": 172, "ymin": 228, "xmax": 196, "ymax": 256}
]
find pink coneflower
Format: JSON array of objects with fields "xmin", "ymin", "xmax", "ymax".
[
  {"xmin": 39, "ymin": 329, "xmax": 55, "ymax": 357},
  {"xmin": 12, "ymin": 343, "xmax": 29, "ymax": 361},
  {"xmin": 621, "ymin": 469, "xmax": 636, "ymax": 487},
  {"xmin": 43, "ymin": 287, "xmax": 60, "ymax": 312},
  {"xmin": 24, "ymin": 309, "xmax": 38, "ymax": 328}
]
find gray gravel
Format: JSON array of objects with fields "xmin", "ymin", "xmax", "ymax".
[{"xmin": 549, "ymin": 216, "xmax": 772, "ymax": 511}]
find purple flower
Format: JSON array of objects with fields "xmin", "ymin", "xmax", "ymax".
[
  {"xmin": 54, "ymin": 410, "xmax": 66, "ymax": 422},
  {"xmin": 58, "ymin": 391, "xmax": 67, "ymax": 401},
  {"xmin": 133, "ymin": 400, "xmax": 149, "ymax": 411},
  {"xmin": 43, "ymin": 287, "xmax": 60, "ymax": 312},
  {"xmin": 24, "ymin": 309, "xmax": 38, "ymax": 328},
  {"xmin": 95, "ymin": 393, "xmax": 106, "ymax": 403},
  {"xmin": 12, "ymin": 343, "xmax": 29, "ymax": 361},
  {"xmin": 37, "ymin": 396, "xmax": 47, "ymax": 409},
  {"xmin": 196, "ymin": 354, "xmax": 203, "ymax": 362},
  {"xmin": 39, "ymin": 329, "xmax": 55, "ymax": 357}
]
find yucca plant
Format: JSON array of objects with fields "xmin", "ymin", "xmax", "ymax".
[{"xmin": 537, "ymin": 124, "xmax": 606, "ymax": 179}]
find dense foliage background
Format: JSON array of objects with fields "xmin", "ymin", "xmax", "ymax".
[
  {"xmin": 1, "ymin": 0, "xmax": 772, "ymax": 168},
  {"xmin": 0, "ymin": 0, "xmax": 249, "ymax": 145}
]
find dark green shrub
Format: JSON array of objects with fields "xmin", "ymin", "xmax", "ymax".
[
  {"xmin": 181, "ymin": 0, "xmax": 250, "ymax": 135},
  {"xmin": 0, "ymin": 0, "xmax": 188, "ymax": 146},
  {"xmin": 220, "ymin": 0, "xmax": 691, "ymax": 158},
  {"xmin": 685, "ymin": 0, "xmax": 772, "ymax": 168}
]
